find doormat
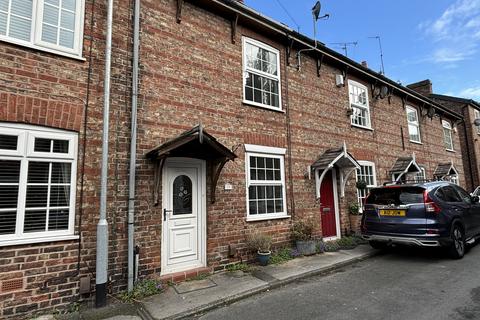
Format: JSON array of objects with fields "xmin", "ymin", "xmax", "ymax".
[{"xmin": 173, "ymin": 278, "xmax": 217, "ymax": 294}]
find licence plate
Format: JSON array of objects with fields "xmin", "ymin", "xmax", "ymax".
[{"xmin": 379, "ymin": 209, "xmax": 406, "ymax": 217}]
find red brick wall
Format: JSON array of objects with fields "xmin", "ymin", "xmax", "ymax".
[
  {"xmin": 430, "ymin": 98, "xmax": 480, "ymax": 191},
  {"xmin": 0, "ymin": 0, "xmax": 133, "ymax": 317},
  {"xmin": 0, "ymin": 0, "xmax": 467, "ymax": 318},
  {"xmin": 0, "ymin": 242, "xmax": 80, "ymax": 317}
]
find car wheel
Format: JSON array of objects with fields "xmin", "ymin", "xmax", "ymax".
[
  {"xmin": 448, "ymin": 224, "xmax": 465, "ymax": 259},
  {"xmin": 369, "ymin": 240, "xmax": 387, "ymax": 250}
]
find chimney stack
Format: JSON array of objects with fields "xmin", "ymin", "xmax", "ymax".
[
  {"xmin": 361, "ymin": 61, "xmax": 368, "ymax": 68},
  {"xmin": 406, "ymin": 79, "xmax": 433, "ymax": 96}
]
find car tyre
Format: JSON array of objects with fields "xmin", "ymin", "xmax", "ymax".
[
  {"xmin": 369, "ymin": 240, "xmax": 388, "ymax": 250},
  {"xmin": 448, "ymin": 224, "xmax": 465, "ymax": 259}
]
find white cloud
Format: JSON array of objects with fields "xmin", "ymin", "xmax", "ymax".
[
  {"xmin": 459, "ymin": 86, "xmax": 480, "ymax": 100},
  {"xmin": 431, "ymin": 47, "xmax": 476, "ymax": 63},
  {"xmin": 421, "ymin": 0, "xmax": 480, "ymax": 65}
]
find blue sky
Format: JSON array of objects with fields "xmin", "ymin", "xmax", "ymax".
[{"xmin": 244, "ymin": 0, "xmax": 480, "ymax": 100}]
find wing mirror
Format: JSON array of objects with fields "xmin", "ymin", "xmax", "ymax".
[{"xmin": 472, "ymin": 195, "xmax": 480, "ymax": 203}]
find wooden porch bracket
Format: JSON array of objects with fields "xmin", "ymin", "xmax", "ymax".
[
  {"xmin": 231, "ymin": 14, "xmax": 239, "ymax": 44},
  {"xmin": 211, "ymin": 158, "xmax": 229, "ymax": 204},
  {"xmin": 176, "ymin": 0, "xmax": 184, "ymax": 23},
  {"xmin": 153, "ymin": 157, "xmax": 166, "ymax": 206}
]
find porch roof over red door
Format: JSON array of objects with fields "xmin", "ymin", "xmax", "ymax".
[
  {"xmin": 310, "ymin": 142, "xmax": 361, "ymax": 200},
  {"xmin": 146, "ymin": 124, "xmax": 237, "ymax": 205}
]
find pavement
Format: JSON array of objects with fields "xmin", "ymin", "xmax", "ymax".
[
  {"xmin": 196, "ymin": 244, "xmax": 480, "ymax": 320},
  {"xmin": 50, "ymin": 245, "xmax": 375, "ymax": 320},
  {"xmin": 140, "ymin": 245, "xmax": 376, "ymax": 320}
]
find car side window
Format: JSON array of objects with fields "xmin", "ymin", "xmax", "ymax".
[
  {"xmin": 455, "ymin": 186, "xmax": 472, "ymax": 204},
  {"xmin": 434, "ymin": 188, "xmax": 446, "ymax": 201},
  {"xmin": 441, "ymin": 186, "xmax": 462, "ymax": 202}
]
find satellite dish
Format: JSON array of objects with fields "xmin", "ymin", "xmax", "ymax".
[
  {"xmin": 474, "ymin": 118, "xmax": 480, "ymax": 126},
  {"xmin": 379, "ymin": 85, "xmax": 389, "ymax": 99},
  {"xmin": 312, "ymin": 1, "xmax": 321, "ymax": 21},
  {"xmin": 427, "ymin": 106, "xmax": 435, "ymax": 118}
]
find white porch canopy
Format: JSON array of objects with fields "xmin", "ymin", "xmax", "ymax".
[
  {"xmin": 389, "ymin": 153, "xmax": 422, "ymax": 183},
  {"xmin": 433, "ymin": 161, "xmax": 459, "ymax": 180},
  {"xmin": 311, "ymin": 142, "xmax": 360, "ymax": 200}
]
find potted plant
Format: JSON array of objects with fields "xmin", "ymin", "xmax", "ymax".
[
  {"xmin": 245, "ymin": 232, "xmax": 272, "ymax": 266},
  {"xmin": 348, "ymin": 202, "xmax": 362, "ymax": 234},
  {"xmin": 291, "ymin": 219, "xmax": 317, "ymax": 256},
  {"xmin": 355, "ymin": 180, "xmax": 368, "ymax": 190}
]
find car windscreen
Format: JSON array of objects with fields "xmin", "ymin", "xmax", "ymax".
[{"xmin": 365, "ymin": 187, "xmax": 425, "ymax": 206}]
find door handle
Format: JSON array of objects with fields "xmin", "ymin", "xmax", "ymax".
[{"xmin": 163, "ymin": 209, "xmax": 173, "ymax": 221}]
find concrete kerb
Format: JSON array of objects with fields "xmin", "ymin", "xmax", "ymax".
[{"xmin": 139, "ymin": 249, "xmax": 380, "ymax": 320}]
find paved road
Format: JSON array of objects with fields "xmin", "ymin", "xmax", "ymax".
[{"xmin": 196, "ymin": 245, "xmax": 480, "ymax": 320}]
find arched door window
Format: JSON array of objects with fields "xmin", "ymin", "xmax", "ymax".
[{"xmin": 172, "ymin": 175, "xmax": 192, "ymax": 215}]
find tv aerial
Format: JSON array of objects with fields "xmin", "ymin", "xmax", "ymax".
[
  {"xmin": 368, "ymin": 36, "xmax": 385, "ymax": 75},
  {"xmin": 329, "ymin": 41, "xmax": 358, "ymax": 57},
  {"xmin": 297, "ymin": 1, "xmax": 330, "ymax": 71}
]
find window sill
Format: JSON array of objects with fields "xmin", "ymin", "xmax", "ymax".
[
  {"xmin": 246, "ymin": 214, "xmax": 290, "ymax": 222},
  {"xmin": 0, "ymin": 37, "xmax": 85, "ymax": 61},
  {"xmin": 409, "ymin": 140, "xmax": 423, "ymax": 145},
  {"xmin": 351, "ymin": 124, "xmax": 374, "ymax": 131},
  {"xmin": 0, "ymin": 234, "xmax": 79, "ymax": 247},
  {"xmin": 446, "ymin": 149, "xmax": 455, "ymax": 153},
  {"xmin": 243, "ymin": 100, "xmax": 285, "ymax": 113}
]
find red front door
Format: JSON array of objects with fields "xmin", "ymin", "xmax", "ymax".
[{"xmin": 320, "ymin": 170, "xmax": 337, "ymax": 238}]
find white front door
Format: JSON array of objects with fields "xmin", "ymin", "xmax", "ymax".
[{"xmin": 161, "ymin": 158, "xmax": 206, "ymax": 275}]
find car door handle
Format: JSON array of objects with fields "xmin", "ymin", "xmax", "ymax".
[{"xmin": 163, "ymin": 209, "xmax": 173, "ymax": 221}]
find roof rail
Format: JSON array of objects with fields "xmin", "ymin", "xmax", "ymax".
[{"xmin": 382, "ymin": 179, "xmax": 439, "ymax": 186}]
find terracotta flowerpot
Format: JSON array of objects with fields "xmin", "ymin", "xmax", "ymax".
[{"xmin": 349, "ymin": 214, "xmax": 362, "ymax": 234}]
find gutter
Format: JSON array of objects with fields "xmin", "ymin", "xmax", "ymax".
[
  {"xmin": 128, "ymin": 0, "xmax": 141, "ymax": 292},
  {"xmin": 206, "ymin": 0, "xmax": 461, "ymax": 121}
]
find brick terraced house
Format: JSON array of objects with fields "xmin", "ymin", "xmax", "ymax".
[
  {"xmin": 0, "ymin": 0, "xmax": 466, "ymax": 318},
  {"xmin": 407, "ymin": 79, "xmax": 480, "ymax": 192}
]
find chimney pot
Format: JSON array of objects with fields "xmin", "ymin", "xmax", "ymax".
[{"xmin": 361, "ymin": 61, "xmax": 368, "ymax": 68}]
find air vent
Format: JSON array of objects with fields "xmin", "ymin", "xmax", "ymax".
[{"xmin": 1, "ymin": 278, "xmax": 24, "ymax": 292}]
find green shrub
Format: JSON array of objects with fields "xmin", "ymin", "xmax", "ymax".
[
  {"xmin": 291, "ymin": 219, "xmax": 317, "ymax": 241},
  {"xmin": 324, "ymin": 240, "xmax": 340, "ymax": 252},
  {"xmin": 348, "ymin": 202, "xmax": 361, "ymax": 215},
  {"xmin": 226, "ymin": 263, "xmax": 253, "ymax": 273},
  {"xmin": 269, "ymin": 247, "xmax": 294, "ymax": 264},
  {"xmin": 119, "ymin": 279, "xmax": 164, "ymax": 303},
  {"xmin": 337, "ymin": 236, "xmax": 358, "ymax": 249},
  {"xmin": 245, "ymin": 232, "xmax": 272, "ymax": 253}
]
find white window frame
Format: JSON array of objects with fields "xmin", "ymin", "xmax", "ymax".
[
  {"xmin": 242, "ymin": 37, "xmax": 282, "ymax": 112},
  {"xmin": 406, "ymin": 106, "xmax": 422, "ymax": 143},
  {"xmin": 414, "ymin": 167, "xmax": 426, "ymax": 183},
  {"xmin": 348, "ymin": 80, "xmax": 372, "ymax": 129},
  {"xmin": 245, "ymin": 144, "xmax": 288, "ymax": 221},
  {"xmin": 474, "ymin": 109, "xmax": 480, "ymax": 135},
  {"xmin": 0, "ymin": 0, "xmax": 85, "ymax": 59},
  {"xmin": 442, "ymin": 120, "xmax": 454, "ymax": 151},
  {"xmin": 0, "ymin": 123, "xmax": 78, "ymax": 246},
  {"xmin": 450, "ymin": 174, "xmax": 459, "ymax": 185},
  {"xmin": 356, "ymin": 161, "xmax": 376, "ymax": 211}
]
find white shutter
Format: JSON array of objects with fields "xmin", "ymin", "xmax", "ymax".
[
  {"xmin": 0, "ymin": 159, "xmax": 21, "ymax": 235},
  {"xmin": 8, "ymin": 0, "xmax": 33, "ymax": 41}
]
